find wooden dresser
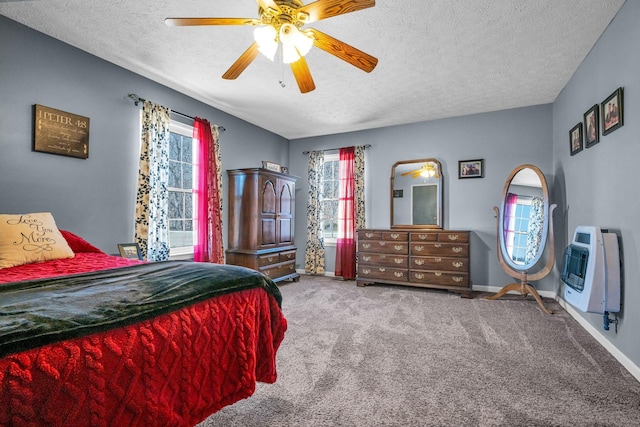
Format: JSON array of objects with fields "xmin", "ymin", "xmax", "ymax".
[
  {"xmin": 226, "ymin": 168, "xmax": 300, "ymax": 283},
  {"xmin": 356, "ymin": 229, "xmax": 472, "ymax": 297}
]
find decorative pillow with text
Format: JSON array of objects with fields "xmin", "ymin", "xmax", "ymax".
[{"xmin": 0, "ymin": 212, "xmax": 75, "ymax": 269}]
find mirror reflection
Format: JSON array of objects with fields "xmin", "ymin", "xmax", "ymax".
[
  {"xmin": 391, "ymin": 158, "xmax": 443, "ymax": 229},
  {"xmin": 500, "ymin": 166, "xmax": 548, "ymax": 271}
]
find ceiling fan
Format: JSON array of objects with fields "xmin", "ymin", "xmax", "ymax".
[
  {"xmin": 401, "ymin": 162, "xmax": 441, "ymax": 179},
  {"xmin": 165, "ymin": 0, "xmax": 378, "ymax": 93}
]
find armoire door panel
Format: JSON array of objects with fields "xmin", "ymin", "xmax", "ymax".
[
  {"xmin": 261, "ymin": 218, "xmax": 276, "ymax": 246},
  {"xmin": 261, "ymin": 179, "xmax": 276, "ymax": 214}
]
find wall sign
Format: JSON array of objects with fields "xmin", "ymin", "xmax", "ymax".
[{"xmin": 33, "ymin": 104, "xmax": 90, "ymax": 159}]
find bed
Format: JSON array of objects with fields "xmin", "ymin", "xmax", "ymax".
[{"xmin": 0, "ymin": 213, "xmax": 287, "ymax": 426}]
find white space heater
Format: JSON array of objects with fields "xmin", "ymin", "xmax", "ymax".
[{"xmin": 562, "ymin": 226, "xmax": 620, "ymax": 325}]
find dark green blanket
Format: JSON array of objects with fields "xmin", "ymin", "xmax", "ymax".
[{"xmin": 0, "ymin": 261, "xmax": 281, "ymax": 358}]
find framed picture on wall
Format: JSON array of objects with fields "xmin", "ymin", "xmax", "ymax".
[
  {"xmin": 569, "ymin": 123, "xmax": 583, "ymax": 156},
  {"xmin": 458, "ymin": 159, "xmax": 484, "ymax": 179},
  {"xmin": 583, "ymin": 104, "xmax": 599, "ymax": 148},
  {"xmin": 601, "ymin": 87, "xmax": 623, "ymax": 135}
]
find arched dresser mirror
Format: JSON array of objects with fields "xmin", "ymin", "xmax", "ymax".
[
  {"xmin": 486, "ymin": 164, "xmax": 557, "ymax": 314},
  {"xmin": 390, "ymin": 158, "xmax": 443, "ymax": 229}
]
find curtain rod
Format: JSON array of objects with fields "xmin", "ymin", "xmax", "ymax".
[
  {"xmin": 127, "ymin": 94, "xmax": 225, "ymax": 132},
  {"xmin": 302, "ymin": 144, "xmax": 371, "ymax": 155}
]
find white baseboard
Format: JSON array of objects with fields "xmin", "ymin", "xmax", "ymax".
[
  {"xmin": 472, "ymin": 284, "xmax": 556, "ymax": 299},
  {"xmin": 296, "ymin": 269, "xmax": 334, "ymax": 277},
  {"xmin": 555, "ymin": 297, "xmax": 640, "ymax": 382},
  {"xmin": 472, "ymin": 285, "xmax": 640, "ymax": 382}
]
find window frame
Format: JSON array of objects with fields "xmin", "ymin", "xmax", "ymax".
[
  {"xmin": 320, "ymin": 153, "xmax": 339, "ymax": 246},
  {"xmin": 168, "ymin": 121, "xmax": 196, "ymax": 258}
]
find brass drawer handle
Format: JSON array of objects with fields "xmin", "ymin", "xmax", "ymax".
[
  {"xmin": 366, "ymin": 232, "xmax": 374, "ymax": 238},
  {"xmin": 363, "ymin": 243, "xmax": 371, "ymax": 249},
  {"xmin": 264, "ymin": 271, "xmax": 271, "ymax": 276},
  {"xmin": 362, "ymin": 268, "xmax": 371, "ymax": 274},
  {"xmin": 452, "ymin": 262, "xmax": 463, "ymax": 268},
  {"xmin": 393, "ymin": 272, "xmax": 404, "ymax": 278},
  {"xmin": 447, "ymin": 234, "xmax": 459, "ymax": 241},
  {"xmin": 435, "ymin": 272, "xmax": 442, "ymax": 277},
  {"xmin": 452, "ymin": 247, "xmax": 463, "ymax": 253},
  {"xmin": 390, "ymin": 233, "xmax": 400, "ymax": 239},
  {"xmin": 394, "ymin": 245, "xmax": 403, "ymax": 251},
  {"xmin": 362, "ymin": 255, "xmax": 371, "ymax": 262},
  {"xmin": 415, "ymin": 245, "xmax": 424, "ymax": 251},
  {"xmin": 414, "ymin": 259, "xmax": 424, "ymax": 265},
  {"xmin": 418, "ymin": 234, "xmax": 428, "ymax": 240},
  {"xmin": 434, "ymin": 243, "xmax": 442, "ymax": 248},
  {"xmin": 434, "ymin": 257, "xmax": 442, "ymax": 262},
  {"xmin": 289, "ymin": 264, "xmax": 294, "ymax": 270},
  {"xmin": 267, "ymin": 257, "xmax": 275, "ymax": 262},
  {"xmin": 379, "ymin": 241, "xmax": 386, "ymax": 246},
  {"xmin": 378, "ymin": 267, "xmax": 386, "ymax": 272},
  {"xmin": 415, "ymin": 273, "xmax": 425, "ymax": 279},
  {"xmin": 394, "ymin": 258, "xmax": 403, "ymax": 264},
  {"xmin": 453, "ymin": 276, "xmax": 464, "ymax": 283}
]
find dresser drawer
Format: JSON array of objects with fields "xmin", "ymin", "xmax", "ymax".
[
  {"xmin": 410, "ymin": 242, "xmax": 469, "ymax": 257},
  {"xmin": 258, "ymin": 253, "xmax": 280, "ymax": 267},
  {"xmin": 410, "ymin": 256, "xmax": 469, "ymax": 272},
  {"xmin": 261, "ymin": 260, "xmax": 296, "ymax": 279},
  {"xmin": 359, "ymin": 253, "xmax": 408, "ymax": 268},
  {"xmin": 359, "ymin": 230, "xmax": 382, "ymax": 240},
  {"xmin": 279, "ymin": 249, "xmax": 296, "ymax": 262},
  {"xmin": 410, "ymin": 232, "xmax": 438, "ymax": 242},
  {"xmin": 359, "ymin": 240, "xmax": 409, "ymax": 255},
  {"xmin": 437, "ymin": 232, "xmax": 469, "ymax": 243},
  {"xmin": 410, "ymin": 270, "xmax": 469, "ymax": 287},
  {"xmin": 381, "ymin": 231, "xmax": 408, "ymax": 241},
  {"xmin": 358, "ymin": 265, "xmax": 408, "ymax": 282}
]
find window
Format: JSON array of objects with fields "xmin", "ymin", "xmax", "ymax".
[
  {"xmin": 320, "ymin": 153, "xmax": 339, "ymax": 243},
  {"xmin": 504, "ymin": 196, "xmax": 532, "ymax": 264},
  {"xmin": 168, "ymin": 122, "xmax": 195, "ymax": 256}
]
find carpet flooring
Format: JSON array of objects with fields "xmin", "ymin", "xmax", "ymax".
[{"xmin": 200, "ymin": 275, "xmax": 640, "ymax": 426}]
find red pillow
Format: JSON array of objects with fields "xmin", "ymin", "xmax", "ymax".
[{"xmin": 59, "ymin": 230, "xmax": 104, "ymax": 254}]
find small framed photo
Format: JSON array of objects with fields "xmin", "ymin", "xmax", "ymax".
[
  {"xmin": 583, "ymin": 105, "xmax": 599, "ymax": 148},
  {"xmin": 601, "ymin": 87, "xmax": 623, "ymax": 135},
  {"xmin": 118, "ymin": 243, "xmax": 143, "ymax": 260},
  {"xmin": 262, "ymin": 160, "xmax": 282, "ymax": 172},
  {"xmin": 570, "ymin": 123, "xmax": 583, "ymax": 156},
  {"xmin": 458, "ymin": 159, "xmax": 484, "ymax": 179}
]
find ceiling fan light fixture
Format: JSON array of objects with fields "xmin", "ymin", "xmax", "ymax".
[
  {"xmin": 281, "ymin": 38, "xmax": 301, "ymax": 63},
  {"xmin": 294, "ymin": 29, "xmax": 314, "ymax": 56},
  {"xmin": 254, "ymin": 25, "xmax": 278, "ymax": 61}
]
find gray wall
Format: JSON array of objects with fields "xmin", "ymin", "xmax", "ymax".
[
  {"xmin": 289, "ymin": 104, "xmax": 553, "ymax": 289},
  {"xmin": 0, "ymin": 16, "xmax": 289, "ymax": 253},
  {"xmin": 552, "ymin": 0, "xmax": 640, "ymax": 368}
]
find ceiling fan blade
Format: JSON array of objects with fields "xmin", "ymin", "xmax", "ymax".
[
  {"xmin": 222, "ymin": 42, "xmax": 260, "ymax": 80},
  {"xmin": 400, "ymin": 170, "xmax": 418, "ymax": 177},
  {"xmin": 165, "ymin": 17, "xmax": 261, "ymax": 27},
  {"xmin": 256, "ymin": 0, "xmax": 281, "ymax": 12},
  {"xmin": 308, "ymin": 28, "xmax": 378, "ymax": 73},
  {"xmin": 290, "ymin": 56, "xmax": 316, "ymax": 93},
  {"xmin": 300, "ymin": 0, "xmax": 375, "ymax": 23}
]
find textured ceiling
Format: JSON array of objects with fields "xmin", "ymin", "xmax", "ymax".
[{"xmin": 0, "ymin": 0, "xmax": 625, "ymax": 140}]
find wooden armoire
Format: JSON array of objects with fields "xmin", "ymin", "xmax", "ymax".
[{"xmin": 226, "ymin": 168, "xmax": 300, "ymax": 283}]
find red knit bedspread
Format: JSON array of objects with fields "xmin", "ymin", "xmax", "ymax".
[{"xmin": 0, "ymin": 239, "xmax": 287, "ymax": 426}]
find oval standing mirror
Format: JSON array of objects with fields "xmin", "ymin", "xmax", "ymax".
[
  {"xmin": 500, "ymin": 165, "xmax": 548, "ymax": 271},
  {"xmin": 487, "ymin": 164, "xmax": 557, "ymax": 314},
  {"xmin": 390, "ymin": 158, "xmax": 443, "ymax": 229}
]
